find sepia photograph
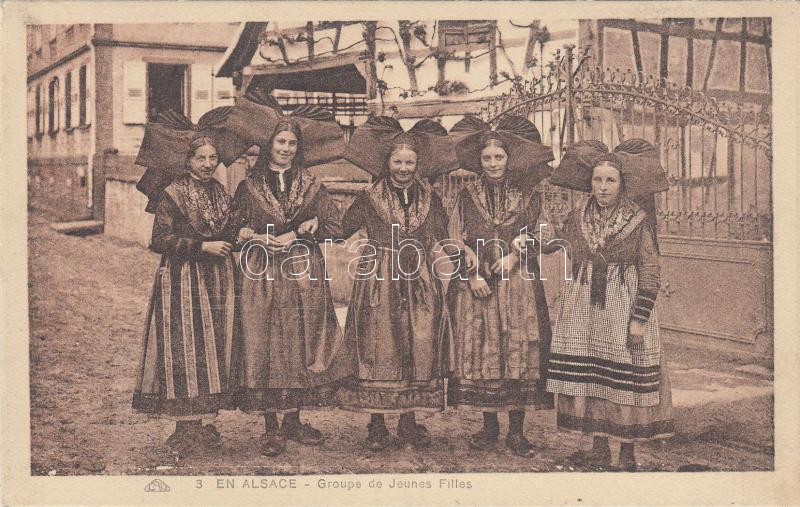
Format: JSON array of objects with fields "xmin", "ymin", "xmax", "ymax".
[{"xmin": 3, "ymin": 1, "xmax": 799, "ymax": 505}]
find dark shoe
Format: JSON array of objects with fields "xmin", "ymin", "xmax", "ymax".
[
  {"xmin": 198, "ymin": 424, "xmax": 222, "ymax": 448},
  {"xmin": 618, "ymin": 451, "xmax": 638, "ymax": 472},
  {"xmin": 468, "ymin": 429, "xmax": 499, "ymax": 450},
  {"xmin": 165, "ymin": 428, "xmax": 196, "ymax": 455},
  {"xmin": 567, "ymin": 447, "xmax": 612, "ymax": 469},
  {"xmin": 397, "ymin": 422, "xmax": 432, "ymax": 449},
  {"xmin": 366, "ymin": 421, "xmax": 392, "ymax": 451},
  {"xmin": 281, "ymin": 422, "xmax": 325, "ymax": 446},
  {"xmin": 166, "ymin": 426, "xmax": 213, "ymax": 456},
  {"xmin": 259, "ymin": 433, "xmax": 287, "ymax": 457},
  {"xmin": 506, "ymin": 432, "xmax": 537, "ymax": 457}
]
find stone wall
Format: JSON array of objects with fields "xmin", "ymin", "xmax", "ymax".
[
  {"xmin": 28, "ymin": 156, "xmax": 93, "ymax": 222},
  {"xmin": 102, "ymin": 154, "xmax": 153, "ymax": 248}
]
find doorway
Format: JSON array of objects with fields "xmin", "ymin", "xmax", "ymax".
[{"xmin": 147, "ymin": 63, "xmax": 187, "ymax": 120}]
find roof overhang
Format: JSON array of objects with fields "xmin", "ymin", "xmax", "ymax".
[{"xmin": 246, "ymin": 53, "xmax": 367, "ymax": 94}]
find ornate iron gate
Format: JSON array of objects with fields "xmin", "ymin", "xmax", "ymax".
[{"xmin": 440, "ymin": 46, "xmax": 773, "ymax": 352}]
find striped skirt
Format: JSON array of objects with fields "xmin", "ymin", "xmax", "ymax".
[
  {"xmin": 133, "ymin": 254, "xmax": 238, "ymax": 418},
  {"xmin": 547, "ymin": 262, "xmax": 674, "ymax": 441},
  {"xmin": 546, "ymin": 263, "xmax": 662, "ymax": 407}
]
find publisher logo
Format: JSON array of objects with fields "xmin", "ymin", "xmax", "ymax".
[{"xmin": 145, "ymin": 478, "xmax": 171, "ymax": 492}]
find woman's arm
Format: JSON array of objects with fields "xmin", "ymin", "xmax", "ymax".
[
  {"xmin": 150, "ymin": 194, "xmax": 203, "ymax": 260},
  {"xmin": 632, "ymin": 224, "xmax": 661, "ymax": 322},
  {"xmin": 340, "ymin": 192, "xmax": 370, "ymax": 241},
  {"xmin": 227, "ymin": 180, "xmax": 252, "ymax": 251},
  {"xmin": 305, "ymin": 185, "xmax": 343, "ymax": 242}
]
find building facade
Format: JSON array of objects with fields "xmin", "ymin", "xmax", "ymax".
[{"xmin": 27, "ymin": 23, "xmax": 240, "ymax": 226}]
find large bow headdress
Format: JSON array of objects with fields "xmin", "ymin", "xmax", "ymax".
[
  {"xmin": 135, "ymin": 107, "xmax": 233, "ymax": 213},
  {"xmin": 449, "ymin": 114, "xmax": 554, "ymax": 185},
  {"xmin": 344, "ymin": 116, "xmax": 460, "ymax": 179},
  {"xmin": 550, "ymin": 139, "xmax": 669, "ymax": 197},
  {"xmin": 216, "ymin": 88, "xmax": 345, "ymax": 167}
]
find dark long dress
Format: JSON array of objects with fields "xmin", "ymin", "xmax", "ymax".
[
  {"xmin": 133, "ymin": 174, "xmax": 239, "ymax": 418},
  {"xmin": 336, "ymin": 177, "xmax": 451, "ymax": 413},
  {"xmin": 231, "ymin": 167, "xmax": 355, "ymax": 413},
  {"xmin": 546, "ymin": 196, "xmax": 674, "ymax": 442},
  {"xmin": 446, "ymin": 176, "xmax": 554, "ymax": 411}
]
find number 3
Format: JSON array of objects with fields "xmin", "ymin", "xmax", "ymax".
[{"xmin": 196, "ymin": 479, "xmax": 203, "ymax": 489}]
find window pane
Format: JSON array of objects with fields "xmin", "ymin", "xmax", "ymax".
[
  {"xmin": 692, "ymin": 38, "xmax": 712, "ymax": 87},
  {"xmin": 79, "ymin": 65, "xmax": 87, "ymax": 126},
  {"xmin": 48, "ymin": 80, "xmax": 55, "ymax": 132},
  {"xmin": 745, "ymin": 43, "xmax": 769, "ymax": 93},
  {"xmin": 467, "ymin": 29, "xmax": 490, "ymax": 45},
  {"xmin": 746, "ymin": 18, "xmax": 766, "ymax": 36},
  {"xmin": 602, "ymin": 28, "xmax": 636, "ymax": 72},
  {"xmin": 637, "ymin": 31, "xmax": 661, "ymax": 77},
  {"xmin": 722, "ymin": 18, "xmax": 743, "ymax": 33},
  {"xmin": 35, "ymin": 86, "xmax": 41, "ymax": 134},
  {"xmin": 65, "ymin": 72, "xmax": 72, "ymax": 129},
  {"xmin": 708, "ymin": 40, "xmax": 741, "ymax": 91},
  {"xmin": 667, "ymin": 36, "xmax": 688, "ymax": 86},
  {"xmin": 444, "ymin": 33, "xmax": 466, "ymax": 46},
  {"xmin": 439, "ymin": 20, "xmax": 494, "ymax": 47}
]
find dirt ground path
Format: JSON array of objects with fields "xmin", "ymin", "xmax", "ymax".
[{"xmin": 28, "ymin": 212, "xmax": 773, "ymax": 475}]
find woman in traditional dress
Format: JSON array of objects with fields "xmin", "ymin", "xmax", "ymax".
[
  {"xmin": 229, "ymin": 94, "xmax": 355, "ymax": 458},
  {"xmin": 133, "ymin": 110, "xmax": 241, "ymax": 455},
  {"xmin": 338, "ymin": 117, "xmax": 459, "ymax": 450},
  {"xmin": 445, "ymin": 115, "xmax": 556, "ymax": 456},
  {"xmin": 546, "ymin": 139, "xmax": 674, "ymax": 471}
]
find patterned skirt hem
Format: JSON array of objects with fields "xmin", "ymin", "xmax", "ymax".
[
  {"xmin": 336, "ymin": 380, "xmax": 446, "ymax": 413},
  {"xmin": 235, "ymin": 385, "xmax": 341, "ymax": 413},
  {"xmin": 335, "ymin": 406, "xmax": 445, "ymax": 415},
  {"xmin": 132, "ymin": 391, "xmax": 235, "ymax": 417},
  {"xmin": 133, "ymin": 412, "xmax": 220, "ymax": 421},
  {"xmin": 556, "ymin": 413, "xmax": 675, "ymax": 442},
  {"xmin": 447, "ymin": 403, "xmax": 545, "ymax": 412},
  {"xmin": 447, "ymin": 379, "xmax": 554, "ymax": 411}
]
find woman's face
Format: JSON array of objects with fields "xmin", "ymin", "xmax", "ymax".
[
  {"xmin": 270, "ymin": 130, "xmax": 298, "ymax": 166},
  {"xmin": 187, "ymin": 144, "xmax": 219, "ymax": 182},
  {"xmin": 592, "ymin": 164, "xmax": 622, "ymax": 207},
  {"xmin": 480, "ymin": 145, "xmax": 508, "ymax": 181},
  {"xmin": 388, "ymin": 148, "xmax": 418, "ymax": 185}
]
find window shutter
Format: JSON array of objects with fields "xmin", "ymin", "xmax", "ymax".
[
  {"xmin": 190, "ymin": 64, "xmax": 213, "ymax": 122},
  {"xmin": 49, "ymin": 79, "xmax": 60, "ymax": 133},
  {"xmin": 213, "ymin": 76, "xmax": 235, "ymax": 107},
  {"xmin": 27, "ymin": 88, "xmax": 34, "ymax": 138},
  {"xmin": 37, "ymin": 85, "xmax": 45, "ymax": 134},
  {"xmin": 57, "ymin": 77, "xmax": 64, "ymax": 131},
  {"xmin": 69, "ymin": 69, "xmax": 81, "ymax": 127},
  {"xmin": 42, "ymin": 85, "xmax": 48, "ymax": 132},
  {"xmin": 85, "ymin": 64, "xmax": 93, "ymax": 126},
  {"xmin": 122, "ymin": 61, "xmax": 147, "ymax": 124}
]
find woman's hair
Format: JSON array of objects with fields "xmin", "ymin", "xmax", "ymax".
[
  {"xmin": 185, "ymin": 136, "xmax": 218, "ymax": 167},
  {"xmin": 384, "ymin": 133, "xmax": 419, "ymax": 173},
  {"xmin": 479, "ymin": 131, "xmax": 509, "ymax": 153},
  {"xmin": 251, "ymin": 120, "xmax": 304, "ymax": 173},
  {"xmin": 592, "ymin": 155, "xmax": 626, "ymax": 194}
]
